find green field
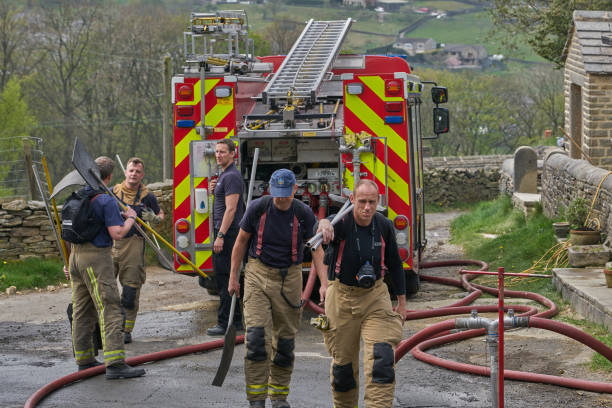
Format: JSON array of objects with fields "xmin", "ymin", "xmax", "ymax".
[{"xmin": 408, "ymin": 12, "xmax": 545, "ymax": 62}]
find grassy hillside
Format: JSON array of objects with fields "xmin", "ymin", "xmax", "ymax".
[{"xmin": 408, "ymin": 11, "xmax": 545, "ymax": 62}]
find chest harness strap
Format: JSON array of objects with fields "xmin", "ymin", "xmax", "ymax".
[
  {"xmin": 334, "ymin": 233, "xmax": 387, "ymax": 278},
  {"xmin": 255, "ymin": 209, "xmax": 299, "ymax": 264}
]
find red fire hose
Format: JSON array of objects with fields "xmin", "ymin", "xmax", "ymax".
[
  {"xmin": 25, "ymin": 259, "xmax": 612, "ymax": 407},
  {"xmin": 24, "ymin": 336, "xmax": 244, "ymax": 408}
]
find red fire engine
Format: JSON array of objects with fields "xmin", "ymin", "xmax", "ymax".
[{"xmin": 171, "ymin": 11, "xmax": 449, "ymax": 295}]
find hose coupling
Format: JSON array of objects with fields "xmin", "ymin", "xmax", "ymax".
[{"xmin": 310, "ymin": 314, "xmax": 330, "ymax": 331}]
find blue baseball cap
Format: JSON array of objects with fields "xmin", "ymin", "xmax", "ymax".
[{"xmin": 269, "ymin": 169, "xmax": 296, "ymax": 197}]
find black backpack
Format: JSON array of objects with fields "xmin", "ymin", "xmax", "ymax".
[{"xmin": 61, "ymin": 188, "xmax": 105, "ymax": 244}]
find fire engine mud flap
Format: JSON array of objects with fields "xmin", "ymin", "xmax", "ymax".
[{"xmin": 405, "ymin": 269, "xmax": 420, "ymax": 296}]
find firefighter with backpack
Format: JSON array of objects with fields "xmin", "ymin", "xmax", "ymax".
[
  {"xmin": 228, "ymin": 168, "xmax": 330, "ymax": 408},
  {"xmin": 62, "ymin": 156, "xmax": 145, "ymax": 379},
  {"xmin": 316, "ymin": 179, "xmax": 407, "ymax": 408}
]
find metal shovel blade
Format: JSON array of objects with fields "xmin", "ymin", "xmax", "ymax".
[
  {"xmin": 212, "ymin": 294, "xmax": 237, "ymax": 386},
  {"xmin": 71, "ymin": 137, "xmax": 101, "ymax": 190},
  {"xmin": 157, "ymin": 248, "xmax": 174, "ymax": 271}
]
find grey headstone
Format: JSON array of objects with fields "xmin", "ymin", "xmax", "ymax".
[{"xmin": 513, "ymin": 146, "xmax": 538, "ymax": 193}]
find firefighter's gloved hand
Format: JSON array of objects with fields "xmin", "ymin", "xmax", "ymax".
[
  {"xmin": 142, "ymin": 208, "xmax": 161, "ymax": 224},
  {"xmin": 63, "ymin": 265, "xmax": 70, "ymax": 281}
]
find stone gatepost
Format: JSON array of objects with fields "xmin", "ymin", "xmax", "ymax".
[{"xmin": 513, "ymin": 146, "xmax": 538, "ymax": 194}]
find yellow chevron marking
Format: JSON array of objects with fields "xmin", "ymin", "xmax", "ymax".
[
  {"xmin": 360, "ymin": 76, "xmax": 404, "ymax": 102},
  {"xmin": 196, "ymin": 250, "xmax": 212, "ymax": 270},
  {"xmin": 175, "ymin": 129, "xmax": 198, "ymax": 167},
  {"xmin": 345, "ymin": 93, "xmax": 407, "ymax": 162},
  {"xmin": 344, "ymin": 126, "xmax": 407, "ymax": 219},
  {"xmin": 205, "ymin": 102, "xmax": 233, "ymax": 128},
  {"xmin": 174, "ymin": 176, "xmax": 191, "ymax": 210}
]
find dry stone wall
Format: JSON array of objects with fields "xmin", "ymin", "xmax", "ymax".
[
  {"xmin": 542, "ymin": 152, "xmax": 612, "ymax": 238},
  {"xmin": 0, "ymin": 181, "xmax": 173, "ymax": 261},
  {"xmin": 423, "ymin": 155, "xmax": 509, "ymax": 206}
]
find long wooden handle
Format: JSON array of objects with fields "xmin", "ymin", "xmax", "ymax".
[{"xmin": 42, "ymin": 157, "xmax": 69, "ymax": 267}]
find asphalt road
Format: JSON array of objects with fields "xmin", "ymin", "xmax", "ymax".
[{"xmin": 3, "ymin": 212, "xmax": 612, "ymax": 407}]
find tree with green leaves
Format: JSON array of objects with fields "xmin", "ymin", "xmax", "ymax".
[
  {"xmin": 488, "ymin": 0, "xmax": 609, "ymax": 67},
  {"xmin": 0, "ymin": 78, "xmax": 37, "ymax": 196}
]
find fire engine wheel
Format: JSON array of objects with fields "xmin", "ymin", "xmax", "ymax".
[{"xmin": 405, "ymin": 269, "xmax": 420, "ymax": 296}]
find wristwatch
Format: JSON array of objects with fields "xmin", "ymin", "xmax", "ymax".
[{"xmin": 217, "ymin": 231, "xmax": 225, "ymax": 239}]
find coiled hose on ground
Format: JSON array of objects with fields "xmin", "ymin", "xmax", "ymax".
[{"xmin": 24, "ymin": 259, "xmax": 612, "ymax": 407}]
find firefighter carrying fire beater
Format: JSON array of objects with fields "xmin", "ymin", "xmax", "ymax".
[
  {"xmin": 112, "ymin": 157, "xmax": 164, "ymax": 344},
  {"xmin": 65, "ymin": 156, "xmax": 145, "ymax": 379},
  {"xmin": 228, "ymin": 169, "xmax": 330, "ymax": 408},
  {"xmin": 316, "ymin": 179, "xmax": 407, "ymax": 408}
]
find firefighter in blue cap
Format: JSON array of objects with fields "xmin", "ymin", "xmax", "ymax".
[{"xmin": 228, "ymin": 168, "xmax": 330, "ymax": 408}]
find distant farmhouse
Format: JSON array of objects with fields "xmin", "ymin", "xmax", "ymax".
[
  {"xmin": 376, "ymin": 0, "xmax": 406, "ymax": 12},
  {"xmin": 562, "ymin": 10, "xmax": 612, "ymax": 169},
  {"xmin": 443, "ymin": 44, "xmax": 489, "ymax": 69},
  {"xmin": 393, "ymin": 38, "xmax": 437, "ymax": 56}
]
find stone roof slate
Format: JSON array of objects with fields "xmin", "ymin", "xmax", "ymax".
[{"xmin": 562, "ymin": 10, "xmax": 612, "ymax": 74}]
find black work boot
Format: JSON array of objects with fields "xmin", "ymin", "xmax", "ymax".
[
  {"xmin": 124, "ymin": 332, "xmax": 132, "ymax": 344},
  {"xmin": 249, "ymin": 400, "xmax": 265, "ymax": 408},
  {"xmin": 206, "ymin": 324, "xmax": 226, "ymax": 336},
  {"xmin": 105, "ymin": 363, "xmax": 145, "ymax": 379},
  {"xmin": 271, "ymin": 400, "xmax": 290, "ymax": 408},
  {"xmin": 78, "ymin": 359, "xmax": 104, "ymax": 371}
]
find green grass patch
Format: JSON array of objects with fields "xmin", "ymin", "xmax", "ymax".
[
  {"xmin": 559, "ymin": 316, "xmax": 612, "ymax": 372},
  {"xmin": 450, "ymin": 195, "xmax": 556, "ymax": 274},
  {"xmin": 451, "ymin": 195, "xmax": 612, "ymax": 371},
  {"xmin": 0, "ymin": 257, "xmax": 65, "ymax": 291}
]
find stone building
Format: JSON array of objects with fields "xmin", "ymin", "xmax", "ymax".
[
  {"xmin": 393, "ymin": 37, "xmax": 437, "ymax": 56},
  {"xmin": 561, "ymin": 10, "xmax": 612, "ymax": 169}
]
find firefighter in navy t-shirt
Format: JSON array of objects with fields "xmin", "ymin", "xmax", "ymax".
[
  {"xmin": 66, "ymin": 156, "xmax": 145, "ymax": 379},
  {"xmin": 228, "ymin": 169, "xmax": 329, "ymax": 408}
]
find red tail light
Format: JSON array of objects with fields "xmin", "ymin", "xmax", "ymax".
[
  {"xmin": 177, "ymin": 106, "xmax": 194, "ymax": 116},
  {"xmin": 177, "ymin": 251, "xmax": 191, "ymax": 265},
  {"xmin": 385, "ymin": 102, "xmax": 403, "ymax": 112},
  {"xmin": 394, "ymin": 215, "xmax": 408, "ymax": 230},
  {"xmin": 178, "ymin": 85, "xmax": 193, "ymax": 100},
  {"xmin": 398, "ymin": 247, "xmax": 408, "ymax": 261},
  {"xmin": 176, "ymin": 219, "xmax": 190, "ymax": 234}
]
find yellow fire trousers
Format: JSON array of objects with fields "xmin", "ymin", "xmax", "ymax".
[
  {"xmin": 243, "ymin": 258, "xmax": 303, "ymax": 403},
  {"xmin": 70, "ymin": 243, "xmax": 126, "ymax": 367},
  {"xmin": 113, "ymin": 235, "xmax": 146, "ymax": 333},
  {"xmin": 323, "ymin": 279, "xmax": 404, "ymax": 408}
]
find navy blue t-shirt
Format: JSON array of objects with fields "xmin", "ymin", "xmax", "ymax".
[
  {"xmin": 240, "ymin": 198, "xmax": 316, "ymax": 268},
  {"xmin": 86, "ymin": 187, "xmax": 124, "ymax": 248},
  {"xmin": 213, "ymin": 163, "xmax": 245, "ymax": 230}
]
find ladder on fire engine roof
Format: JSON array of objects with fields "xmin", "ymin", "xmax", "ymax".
[{"xmin": 261, "ymin": 18, "xmax": 352, "ymax": 106}]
